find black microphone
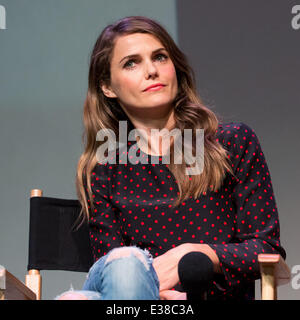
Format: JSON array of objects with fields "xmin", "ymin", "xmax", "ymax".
[{"xmin": 178, "ymin": 251, "xmax": 214, "ymax": 300}]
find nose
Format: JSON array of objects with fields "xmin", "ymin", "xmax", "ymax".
[{"xmin": 144, "ymin": 59, "xmax": 158, "ymax": 79}]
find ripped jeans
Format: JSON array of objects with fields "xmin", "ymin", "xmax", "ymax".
[{"xmin": 55, "ymin": 246, "xmax": 160, "ymax": 300}]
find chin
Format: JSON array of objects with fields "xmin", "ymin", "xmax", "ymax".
[
  {"xmin": 145, "ymin": 97, "xmax": 174, "ymax": 108},
  {"xmin": 144, "ymin": 103, "xmax": 173, "ymax": 110}
]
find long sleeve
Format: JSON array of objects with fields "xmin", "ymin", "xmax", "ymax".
[
  {"xmin": 207, "ymin": 122, "xmax": 286, "ymax": 292},
  {"xmin": 87, "ymin": 162, "xmax": 125, "ymax": 262}
]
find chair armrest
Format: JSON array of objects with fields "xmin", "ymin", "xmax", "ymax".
[
  {"xmin": 258, "ymin": 253, "xmax": 291, "ymax": 300},
  {"xmin": 258, "ymin": 253, "xmax": 291, "ymax": 286},
  {"xmin": 0, "ymin": 266, "xmax": 36, "ymax": 300},
  {"xmin": 0, "ymin": 265, "xmax": 5, "ymax": 300}
]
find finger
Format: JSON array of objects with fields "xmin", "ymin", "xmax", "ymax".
[{"xmin": 160, "ymin": 290, "xmax": 182, "ymax": 300}]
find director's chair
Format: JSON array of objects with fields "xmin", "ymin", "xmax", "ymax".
[{"xmin": 0, "ymin": 189, "xmax": 291, "ymax": 300}]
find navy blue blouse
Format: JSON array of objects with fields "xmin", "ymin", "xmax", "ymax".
[{"xmin": 87, "ymin": 122, "xmax": 286, "ymax": 300}]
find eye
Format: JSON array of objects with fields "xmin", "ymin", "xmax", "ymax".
[
  {"xmin": 155, "ymin": 53, "xmax": 168, "ymax": 61},
  {"xmin": 123, "ymin": 59, "xmax": 137, "ymax": 69},
  {"xmin": 123, "ymin": 53, "xmax": 168, "ymax": 70}
]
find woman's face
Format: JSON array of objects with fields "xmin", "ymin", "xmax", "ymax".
[{"xmin": 101, "ymin": 33, "xmax": 178, "ymax": 112}]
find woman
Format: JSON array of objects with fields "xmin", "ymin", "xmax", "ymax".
[{"xmin": 56, "ymin": 16, "xmax": 286, "ymax": 300}]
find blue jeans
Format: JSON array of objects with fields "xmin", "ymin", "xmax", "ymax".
[{"xmin": 55, "ymin": 246, "xmax": 160, "ymax": 300}]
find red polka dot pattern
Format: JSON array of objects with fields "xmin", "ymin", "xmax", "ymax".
[{"xmin": 86, "ymin": 122, "xmax": 286, "ymax": 300}]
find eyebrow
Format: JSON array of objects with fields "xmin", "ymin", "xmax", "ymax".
[{"xmin": 119, "ymin": 47, "xmax": 167, "ymax": 65}]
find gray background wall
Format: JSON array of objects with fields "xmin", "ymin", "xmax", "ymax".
[{"xmin": 0, "ymin": 0, "xmax": 299, "ymax": 300}]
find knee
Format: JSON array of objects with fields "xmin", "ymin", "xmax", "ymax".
[
  {"xmin": 105, "ymin": 246, "xmax": 150, "ymax": 270},
  {"xmin": 56, "ymin": 291, "xmax": 88, "ymax": 300}
]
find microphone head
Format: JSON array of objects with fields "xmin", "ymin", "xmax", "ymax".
[{"xmin": 178, "ymin": 251, "xmax": 214, "ymax": 299}]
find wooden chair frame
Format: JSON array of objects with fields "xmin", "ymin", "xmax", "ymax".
[{"xmin": 0, "ymin": 189, "xmax": 291, "ymax": 300}]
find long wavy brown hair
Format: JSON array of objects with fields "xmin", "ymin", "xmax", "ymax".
[{"xmin": 76, "ymin": 16, "xmax": 234, "ymax": 223}]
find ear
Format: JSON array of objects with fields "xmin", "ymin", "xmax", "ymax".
[{"xmin": 100, "ymin": 81, "xmax": 117, "ymax": 98}]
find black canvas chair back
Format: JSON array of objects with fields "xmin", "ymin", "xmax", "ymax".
[
  {"xmin": 27, "ymin": 193, "xmax": 93, "ymax": 273},
  {"xmin": 25, "ymin": 192, "xmax": 291, "ymax": 301}
]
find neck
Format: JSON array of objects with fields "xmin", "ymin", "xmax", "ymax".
[{"xmin": 121, "ymin": 105, "xmax": 176, "ymax": 156}]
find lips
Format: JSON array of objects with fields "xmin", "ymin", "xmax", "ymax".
[{"xmin": 144, "ymin": 83, "xmax": 166, "ymax": 92}]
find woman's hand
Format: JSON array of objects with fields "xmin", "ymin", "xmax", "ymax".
[
  {"xmin": 153, "ymin": 243, "xmax": 221, "ymax": 293},
  {"xmin": 159, "ymin": 290, "xmax": 187, "ymax": 300},
  {"xmin": 152, "ymin": 243, "xmax": 193, "ymax": 292}
]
